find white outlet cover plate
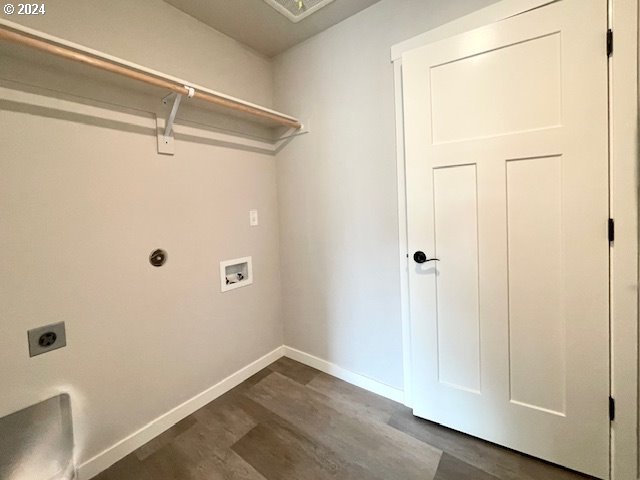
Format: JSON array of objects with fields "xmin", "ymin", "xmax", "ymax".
[{"xmin": 249, "ymin": 209, "xmax": 259, "ymax": 226}]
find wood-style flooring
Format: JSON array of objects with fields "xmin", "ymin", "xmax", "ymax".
[{"xmin": 93, "ymin": 357, "xmax": 595, "ymax": 480}]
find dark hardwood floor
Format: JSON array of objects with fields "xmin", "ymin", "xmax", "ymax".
[{"xmin": 93, "ymin": 357, "xmax": 595, "ymax": 480}]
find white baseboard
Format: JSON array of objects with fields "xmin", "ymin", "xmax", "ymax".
[
  {"xmin": 282, "ymin": 346, "xmax": 405, "ymax": 404},
  {"xmin": 76, "ymin": 344, "xmax": 405, "ymax": 479},
  {"xmin": 77, "ymin": 346, "xmax": 285, "ymax": 480}
]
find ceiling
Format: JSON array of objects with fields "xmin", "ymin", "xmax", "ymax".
[{"xmin": 164, "ymin": 0, "xmax": 382, "ymax": 57}]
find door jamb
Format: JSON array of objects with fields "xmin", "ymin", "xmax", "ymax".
[
  {"xmin": 607, "ymin": 1, "xmax": 638, "ymax": 479},
  {"xmin": 391, "ymin": 1, "xmax": 638, "ymax": 478}
]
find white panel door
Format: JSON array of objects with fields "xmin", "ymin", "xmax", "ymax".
[{"xmin": 402, "ymin": 1, "xmax": 610, "ymax": 478}]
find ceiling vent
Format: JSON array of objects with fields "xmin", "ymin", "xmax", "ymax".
[{"xmin": 262, "ymin": 0, "xmax": 336, "ymax": 23}]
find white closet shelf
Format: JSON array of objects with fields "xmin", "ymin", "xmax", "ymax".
[{"xmin": 0, "ymin": 19, "xmax": 303, "ymax": 132}]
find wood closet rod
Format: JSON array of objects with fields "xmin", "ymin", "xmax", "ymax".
[{"xmin": 0, "ymin": 26, "xmax": 302, "ymax": 130}]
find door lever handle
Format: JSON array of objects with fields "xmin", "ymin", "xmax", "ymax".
[{"xmin": 413, "ymin": 251, "xmax": 440, "ymax": 264}]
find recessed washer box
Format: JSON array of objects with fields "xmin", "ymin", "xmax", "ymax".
[{"xmin": 220, "ymin": 256, "xmax": 253, "ymax": 292}]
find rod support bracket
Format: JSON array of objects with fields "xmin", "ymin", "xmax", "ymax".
[
  {"xmin": 164, "ymin": 93, "xmax": 183, "ymax": 142},
  {"xmin": 157, "ymin": 92, "xmax": 186, "ymax": 155}
]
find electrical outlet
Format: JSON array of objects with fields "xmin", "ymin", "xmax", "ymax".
[
  {"xmin": 28, "ymin": 322, "xmax": 67, "ymax": 357},
  {"xmin": 249, "ymin": 209, "xmax": 259, "ymax": 226}
]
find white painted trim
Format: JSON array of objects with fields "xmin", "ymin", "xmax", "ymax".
[
  {"xmin": 609, "ymin": 1, "xmax": 639, "ymax": 479},
  {"xmin": 76, "ymin": 346, "xmax": 285, "ymax": 480},
  {"xmin": 390, "ymin": 0, "xmax": 558, "ymax": 61},
  {"xmin": 282, "ymin": 346, "xmax": 405, "ymax": 404},
  {"xmin": 75, "ymin": 345, "xmax": 407, "ymax": 479},
  {"xmin": 393, "ymin": 60, "xmax": 412, "ymax": 408},
  {"xmin": 392, "ymin": 0, "xmax": 639, "ymax": 478}
]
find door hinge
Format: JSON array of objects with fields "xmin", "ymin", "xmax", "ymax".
[
  {"xmin": 608, "ymin": 218, "xmax": 615, "ymax": 243},
  {"xmin": 607, "ymin": 29, "xmax": 613, "ymax": 57},
  {"xmin": 609, "ymin": 396, "xmax": 615, "ymax": 421}
]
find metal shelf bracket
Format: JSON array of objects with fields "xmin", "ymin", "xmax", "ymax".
[
  {"xmin": 164, "ymin": 93, "xmax": 182, "ymax": 142},
  {"xmin": 157, "ymin": 86, "xmax": 195, "ymax": 155}
]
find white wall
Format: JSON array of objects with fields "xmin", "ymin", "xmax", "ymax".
[
  {"xmin": 274, "ymin": 0, "xmax": 500, "ymax": 389},
  {"xmin": 0, "ymin": 0, "xmax": 281, "ymax": 470}
]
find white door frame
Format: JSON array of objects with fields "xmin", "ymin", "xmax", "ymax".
[{"xmin": 391, "ymin": 1, "xmax": 638, "ymax": 478}]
